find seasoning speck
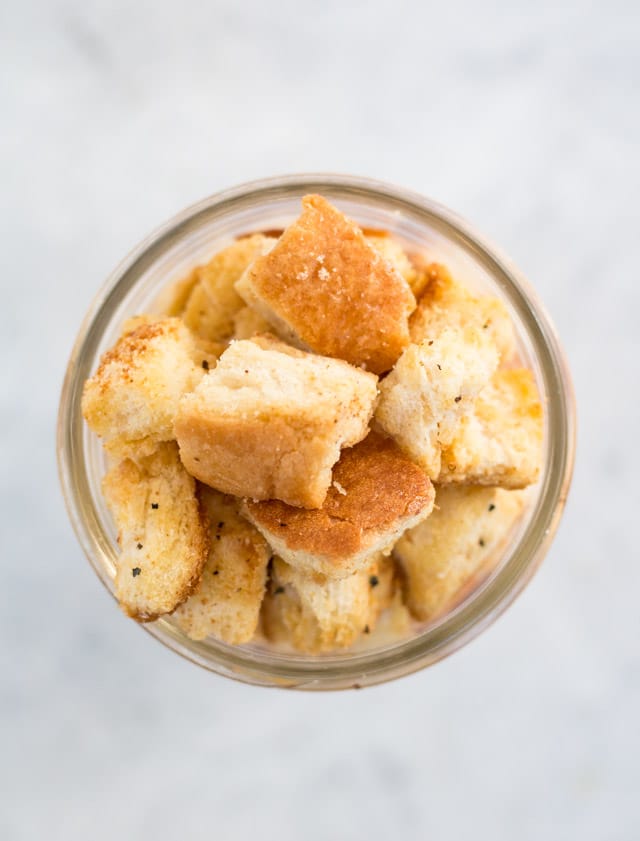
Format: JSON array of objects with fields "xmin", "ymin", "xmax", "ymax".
[
  {"xmin": 136, "ymin": 543, "xmax": 143, "ymax": 550},
  {"xmin": 437, "ymin": 364, "xmax": 442, "ymax": 370},
  {"xmin": 488, "ymin": 503, "xmax": 496, "ymax": 512},
  {"xmin": 478, "ymin": 538, "xmax": 486, "ymax": 547},
  {"xmin": 274, "ymin": 586, "xmax": 285, "ymax": 595},
  {"xmin": 201, "ymin": 359, "xmax": 209, "ymax": 370},
  {"xmin": 454, "ymin": 395, "xmax": 462, "ymax": 403},
  {"xmin": 151, "ymin": 503, "xmax": 159, "ymax": 509},
  {"xmin": 364, "ymin": 624, "xmax": 370, "ymax": 634},
  {"xmin": 369, "ymin": 575, "xmax": 379, "ymax": 588},
  {"xmin": 218, "ymin": 521, "xmax": 224, "ymax": 529},
  {"xmin": 278, "ymin": 522, "xmax": 288, "ymax": 528},
  {"xmin": 213, "ymin": 570, "xmax": 219, "ymax": 575},
  {"xmin": 132, "ymin": 567, "xmax": 141, "ymax": 577}
]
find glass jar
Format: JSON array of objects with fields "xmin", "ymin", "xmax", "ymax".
[{"xmin": 57, "ymin": 174, "xmax": 575, "ymax": 690}]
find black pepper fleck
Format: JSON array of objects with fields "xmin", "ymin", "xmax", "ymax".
[
  {"xmin": 454, "ymin": 395, "xmax": 462, "ymax": 403},
  {"xmin": 437, "ymin": 364, "xmax": 442, "ymax": 370},
  {"xmin": 274, "ymin": 586, "xmax": 285, "ymax": 595},
  {"xmin": 479, "ymin": 538, "xmax": 486, "ymax": 547},
  {"xmin": 488, "ymin": 503, "xmax": 496, "ymax": 512},
  {"xmin": 151, "ymin": 503, "xmax": 159, "ymax": 509},
  {"xmin": 213, "ymin": 570, "xmax": 219, "ymax": 575},
  {"xmin": 364, "ymin": 625, "xmax": 370, "ymax": 634},
  {"xmin": 369, "ymin": 575, "xmax": 379, "ymax": 588},
  {"xmin": 428, "ymin": 340, "xmax": 434, "ymax": 346},
  {"xmin": 136, "ymin": 543, "xmax": 143, "ymax": 550},
  {"xmin": 278, "ymin": 522, "xmax": 288, "ymax": 527},
  {"xmin": 132, "ymin": 567, "xmax": 141, "ymax": 577},
  {"xmin": 201, "ymin": 359, "xmax": 209, "ymax": 370},
  {"xmin": 218, "ymin": 521, "xmax": 224, "ymax": 529},
  {"xmin": 483, "ymin": 322, "xmax": 489, "ymax": 329}
]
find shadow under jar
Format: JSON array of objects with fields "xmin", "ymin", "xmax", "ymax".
[{"xmin": 57, "ymin": 174, "xmax": 575, "ymax": 690}]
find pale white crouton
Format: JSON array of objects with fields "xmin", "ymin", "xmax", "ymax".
[
  {"xmin": 375, "ymin": 327, "xmax": 498, "ymax": 477},
  {"xmin": 175, "ymin": 336, "xmax": 378, "ymax": 508},
  {"xmin": 394, "ymin": 485, "xmax": 525, "ymax": 621}
]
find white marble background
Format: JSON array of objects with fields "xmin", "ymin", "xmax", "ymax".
[{"xmin": 2, "ymin": 1, "xmax": 639, "ymax": 838}]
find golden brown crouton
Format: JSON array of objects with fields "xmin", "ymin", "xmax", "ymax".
[
  {"xmin": 175, "ymin": 336, "xmax": 378, "ymax": 508},
  {"xmin": 439, "ymin": 369, "xmax": 543, "ymax": 488},
  {"xmin": 102, "ymin": 442, "xmax": 209, "ymax": 621},
  {"xmin": 82, "ymin": 318, "xmax": 204, "ymax": 459},
  {"xmin": 173, "ymin": 488, "xmax": 270, "ymax": 643},
  {"xmin": 375, "ymin": 327, "xmax": 498, "ymax": 478},
  {"xmin": 235, "ymin": 195, "xmax": 416, "ymax": 373},
  {"xmin": 410, "ymin": 263, "xmax": 516, "ymax": 363},
  {"xmin": 182, "ymin": 235, "xmax": 275, "ymax": 343},
  {"xmin": 262, "ymin": 554, "xmax": 394, "ymax": 653},
  {"xmin": 243, "ymin": 432, "xmax": 435, "ymax": 579},
  {"xmin": 394, "ymin": 485, "xmax": 525, "ymax": 621}
]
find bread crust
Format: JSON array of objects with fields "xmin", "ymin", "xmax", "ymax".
[
  {"xmin": 236, "ymin": 195, "xmax": 416, "ymax": 373},
  {"xmin": 244, "ymin": 432, "xmax": 435, "ymax": 578}
]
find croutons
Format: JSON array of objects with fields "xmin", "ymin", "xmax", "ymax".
[
  {"xmin": 175, "ymin": 336, "xmax": 378, "ymax": 508},
  {"xmin": 243, "ymin": 432, "xmax": 435, "ymax": 579},
  {"xmin": 374, "ymin": 327, "xmax": 498, "ymax": 477},
  {"xmin": 394, "ymin": 485, "xmax": 525, "ymax": 621},
  {"xmin": 262, "ymin": 554, "xmax": 394, "ymax": 653},
  {"xmin": 102, "ymin": 442, "xmax": 209, "ymax": 621},
  {"xmin": 235, "ymin": 195, "xmax": 416, "ymax": 373},
  {"xmin": 439, "ymin": 369, "xmax": 544, "ymax": 488},
  {"xmin": 173, "ymin": 488, "xmax": 270, "ymax": 643},
  {"xmin": 410, "ymin": 262, "xmax": 516, "ymax": 363},
  {"xmin": 182, "ymin": 235, "xmax": 275, "ymax": 343},
  {"xmin": 82, "ymin": 318, "xmax": 204, "ymax": 459},
  {"xmin": 366, "ymin": 233, "xmax": 419, "ymax": 292}
]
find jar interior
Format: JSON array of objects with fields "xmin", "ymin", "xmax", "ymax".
[{"xmin": 60, "ymin": 178, "xmax": 571, "ymax": 688}]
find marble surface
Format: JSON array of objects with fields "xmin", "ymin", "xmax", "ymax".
[{"xmin": 2, "ymin": 1, "xmax": 639, "ymax": 838}]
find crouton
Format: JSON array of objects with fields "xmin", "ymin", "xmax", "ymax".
[
  {"xmin": 366, "ymin": 233, "xmax": 419, "ymax": 291},
  {"xmin": 182, "ymin": 234, "xmax": 275, "ymax": 342},
  {"xmin": 102, "ymin": 442, "xmax": 209, "ymax": 621},
  {"xmin": 262, "ymin": 553, "xmax": 394, "ymax": 653},
  {"xmin": 394, "ymin": 485, "xmax": 525, "ymax": 621},
  {"xmin": 175, "ymin": 336, "xmax": 378, "ymax": 508},
  {"xmin": 154, "ymin": 267, "xmax": 201, "ymax": 317},
  {"xmin": 374, "ymin": 327, "xmax": 498, "ymax": 477},
  {"xmin": 410, "ymin": 262, "xmax": 516, "ymax": 363},
  {"xmin": 181, "ymin": 235, "xmax": 276, "ymax": 343},
  {"xmin": 235, "ymin": 195, "xmax": 416, "ymax": 373},
  {"xmin": 82, "ymin": 318, "xmax": 204, "ymax": 459},
  {"xmin": 231, "ymin": 306, "xmax": 272, "ymax": 340},
  {"xmin": 439, "ymin": 369, "xmax": 543, "ymax": 488},
  {"xmin": 243, "ymin": 432, "xmax": 435, "ymax": 579},
  {"xmin": 173, "ymin": 488, "xmax": 270, "ymax": 643}
]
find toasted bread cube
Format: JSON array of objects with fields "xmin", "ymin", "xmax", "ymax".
[
  {"xmin": 262, "ymin": 554, "xmax": 394, "ymax": 653},
  {"xmin": 154, "ymin": 267, "xmax": 200, "ymax": 317},
  {"xmin": 175, "ymin": 336, "xmax": 378, "ymax": 508},
  {"xmin": 102, "ymin": 442, "xmax": 209, "ymax": 621},
  {"xmin": 243, "ymin": 432, "xmax": 435, "ymax": 579},
  {"xmin": 366, "ymin": 233, "xmax": 419, "ymax": 291},
  {"xmin": 439, "ymin": 369, "xmax": 543, "ymax": 488},
  {"xmin": 235, "ymin": 195, "xmax": 415, "ymax": 374},
  {"xmin": 410, "ymin": 263, "xmax": 516, "ymax": 363},
  {"xmin": 394, "ymin": 486, "xmax": 525, "ymax": 621},
  {"xmin": 375, "ymin": 327, "xmax": 498, "ymax": 478},
  {"xmin": 182, "ymin": 235, "xmax": 275, "ymax": 343},
  {"xmin": 173, "ymin": 488, "xmax": 270, "ymax": 643},
  {"xmin": 232, "ymin": 305, "xmax": 273, "ymax": 340},
  {"xmin": 82, "ymin": 318, "xmax": 204, "ymax": 459}
]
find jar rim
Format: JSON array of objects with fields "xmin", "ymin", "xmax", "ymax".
[{"xmin": 57, "ymin": 173, "xmax": 576, "ymax": 689}]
